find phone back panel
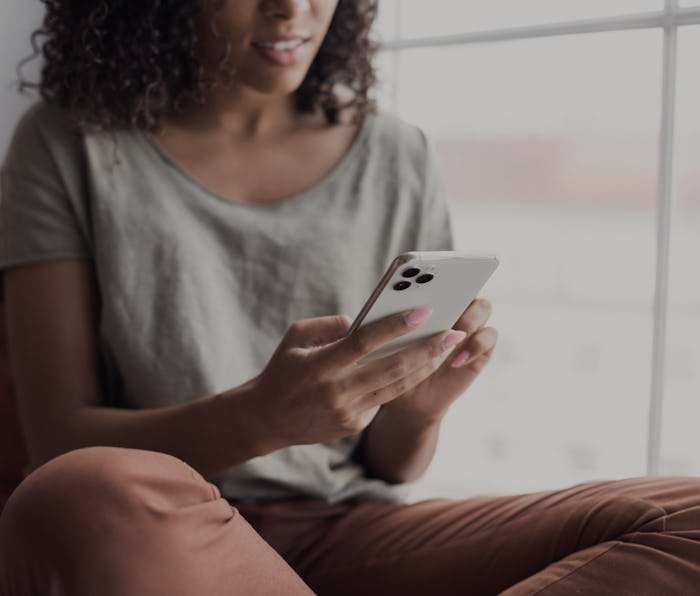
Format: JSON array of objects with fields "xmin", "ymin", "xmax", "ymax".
[{"xmin": 350, "ymin": 252, "xmax": 499, "ymax": 364}]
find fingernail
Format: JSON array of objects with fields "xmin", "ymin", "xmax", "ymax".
[
  {"xmin": 405, "ymin": 307, "xmax": 432, "ymax": 326},
  {"xmin": 451, "ymin": 350, "xmax": 472, "ymax": 368},
  {"xmin": 442, "ymin": 330, "xmax": 466, "ymax": 351},
  {"xmin": 434, "ymin": 349, "xmax": 452, "ymax": 367}
]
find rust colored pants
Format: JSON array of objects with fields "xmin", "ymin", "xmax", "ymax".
[{"xmin": 1, "ymin": 447, "xmax": 700, "ymax": 595}]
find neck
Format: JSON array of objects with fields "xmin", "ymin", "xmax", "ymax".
[{"xmin": 169, "ymin": 85, "xmax": 301, "ymax": 140}]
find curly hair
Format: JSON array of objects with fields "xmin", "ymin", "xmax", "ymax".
[{"xmin": 20, "ymin": 0, "xmax": 378, "ymax": 132}]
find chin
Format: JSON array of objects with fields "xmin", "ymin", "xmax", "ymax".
[
  {"xmin": 234, "ymin": 57, "xmax": 313, "ymax": 96},
  {"xmin": 244, "ymin": 74, "xmax": 308, "ymax": 97}
]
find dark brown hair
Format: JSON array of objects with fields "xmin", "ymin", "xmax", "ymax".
[{"xmin": 21, "ymin": 0, "xmax": 378, "ymax": 132}]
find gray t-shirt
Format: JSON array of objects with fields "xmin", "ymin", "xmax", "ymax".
[{"xmin": 0, "ymin": 102, "xmax": 454, "ymax": 504}]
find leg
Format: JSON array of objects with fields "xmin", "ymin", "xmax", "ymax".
[
  {"xmin": 503, "ymin": 477, "xmax": 700, "ymax": 595},
  {"xmin": 240, "ymin": 477, "xmax": 700, "ymax": 595},
  {"xmin": 0, "ymin": 447, "xmax": 313, "ymax": 596}
]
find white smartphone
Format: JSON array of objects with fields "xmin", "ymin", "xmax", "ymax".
[{"xmin": 347, "ymin": 251, "xmax": 499, "ymax": 365}]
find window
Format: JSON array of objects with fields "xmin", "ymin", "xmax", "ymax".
[
  {"xmin": 659, "ymin": 25, "xmax": 700, "ymax": 476},
  {"xmin": 383, "ymin": 1, "xmax": 662, "ymax": 39},
  {"xmin": 374, "ymin": 2, "xmax": 700, "ymax": 499}
]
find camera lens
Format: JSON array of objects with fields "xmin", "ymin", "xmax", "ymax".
[
  {"xmin": 402, "ymin": 267, "xmax": 420, "ymax": 278},
  {"xmin": 393, "ymin": 281, "xmax": 411, "ymax": 291},
  {"xmin": 416, "ymin": 274, "xmax": 434, "ymax": 284}
]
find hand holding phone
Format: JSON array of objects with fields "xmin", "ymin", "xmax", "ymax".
[
  {"xmin": 251, "ymin": 251, "xmax": 498, "ymax": 448},
  {"xmin": 253, "ymin": 305, "xmax": 467, "ymax": 448},
  {"xmin": 347, "ymin": 251, "xmax": 499, "ymax": 365}
]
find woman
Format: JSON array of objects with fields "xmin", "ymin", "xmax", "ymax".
[{"xmin": 0, "ymin": 1, "xmax": 699, "ymax": 594}]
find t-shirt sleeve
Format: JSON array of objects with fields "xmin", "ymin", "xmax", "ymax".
[
  {"xmin": 414, "ymin": 130, "xmax": 455, "ymax": 252},
  {"xmin": 0, "ymin": 104, "xmax": 91, "ymax": 279}
]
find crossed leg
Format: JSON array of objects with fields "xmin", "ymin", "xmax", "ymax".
[
  {"xmin": 239, "ymin": 477, "xmax": 700, "ymax": 595},
  {"xmin": 0, "ymin": 447, "xmax": 313, "ymax": 596},
  {"xmin": 3, "ymin": 446, "xmax": 700, "ymax": 596}
]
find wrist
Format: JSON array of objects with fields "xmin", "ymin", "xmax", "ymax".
[
  {"xmin": 378, "ymin": 400, "xmax": 444, "ymax": 435},
  {"xmin": 220, "ymin": 376, "xmax": 288, "ymax": 458}
]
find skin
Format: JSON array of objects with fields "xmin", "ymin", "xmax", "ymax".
[
  {"xmin": 355, "ymin": 299, "xmax": 498, "ymax": 482},
  {"xmin": 5, "ymin": 0, "xmax": 498, "ymax": 484},
  {"xmin": 155, "ymin": 0, "xmax": 357, "ymax": 204}
]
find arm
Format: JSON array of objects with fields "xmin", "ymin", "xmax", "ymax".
[
  {"xmin": 4, "ymin": 260, "xmax": 279, "ymax": 477},
  {"xmin": 351, "ymin": 130, "xmax": 450, "ymax": 485},
  {"xmin": 354, "ymin": 298, "xmax": 498, "ymax": 486},
  {"xmin": 353, "ymin": 404, "xmax": 442, "ymax": 484},
  {"xmin": 5, "ymin": 259, "xmax": 453, "ymax": 480},
  {"xmin": 47, "ymin": 387, "xmax": 272, "ymax": 479}
]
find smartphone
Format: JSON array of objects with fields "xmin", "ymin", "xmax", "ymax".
[{"xmin": 347, "ymin": 251, "xmax": 499, "ymax": 365}]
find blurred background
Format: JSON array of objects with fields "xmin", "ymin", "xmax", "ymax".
[
  {"xmin": 1, "ymin": 1, "xmax": 698, "ymax": 500},
  {"xmin": 372, "ymin": 1, "xmax": 700, "ymax": 500}
]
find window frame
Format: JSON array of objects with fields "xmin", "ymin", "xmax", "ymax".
[{"xmin": 378, "ymin": 0, "xmax": 700, "ymax": 475}]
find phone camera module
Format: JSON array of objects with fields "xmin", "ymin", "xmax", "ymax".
[
  {"xmin": 401, "ymin": 267, "xmax": 420, "ymax": 278},
  {"xmin": 416, "ymin": 274, "xmax": 434, "ymax": 284},
  {"xmin": 393, "ymin": 281, "xmax": 411, "ymax": 291}
]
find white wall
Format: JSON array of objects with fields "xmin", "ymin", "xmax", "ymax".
[{"xmin": 0, "ymin": 0, "xmax": 45, "ymax": 159}]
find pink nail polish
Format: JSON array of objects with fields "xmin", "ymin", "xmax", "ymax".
[
  {"xmin": 405, "ymin": 307, "xmax": 432, "ymax": 326},
  {"xmin": 451, "ymin": 351, "xmax": 472, "ymax": 367},
  {"xmin": 442, "ymin": 330, "xmax": 466, "ymax": 351}
]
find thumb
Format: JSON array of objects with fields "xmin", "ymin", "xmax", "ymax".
[{"xmin": 287, "ymin": 314, "xmax": 353, "ymax": 348}]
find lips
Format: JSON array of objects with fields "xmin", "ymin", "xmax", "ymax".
[
  {"xmin": 252, "ymin": 38, "xmax": 307, "ymax": 51},
  {"xmin": 251, "ymin": 36, "xmax": 311, "ymax": 67}
]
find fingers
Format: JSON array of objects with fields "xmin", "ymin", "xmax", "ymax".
[
  {"xmin": 319, "ymin": 307, "xmax": 433, "ymax": 369},
  {"xmin": 344, "ymin": 328, "xmax": 466, "ymax": 398},
  {"xmin": 451, "ymin": 326, "xmax": 498, "ymax": 368},
  {"xmin": 449, "ymin": 298, "xmax": 495, "ymax": 368},
  {"xmin": 453, "ymin": 297, "xmax": 492, "ymax": 336},
  {"xmin": 284, "ymin": 314, "xmax": 353, "ymax": 348},
  {"xmin": 357, "ymin": 347, "xmax": 454, "ymax": 411}
]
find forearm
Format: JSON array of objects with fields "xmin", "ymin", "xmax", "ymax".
[
  {"xmin": 33, "ymin": 377, "xmax": 281, "ymax": 478},
  {"xmin": 354, "ymin": 405, "xmax": 442, "ymax": 484}
]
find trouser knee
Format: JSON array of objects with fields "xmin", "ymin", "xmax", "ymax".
[{"xmin": 0, "ymin": 446, "xmax": 220, "ymax": 558}]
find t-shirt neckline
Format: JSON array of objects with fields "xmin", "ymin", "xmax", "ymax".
[{"xmin": 137, "ymin": 114, "xmax": 374, "ymax": 211}]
